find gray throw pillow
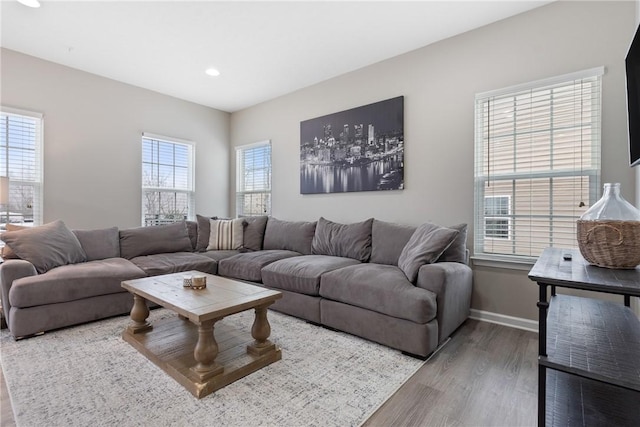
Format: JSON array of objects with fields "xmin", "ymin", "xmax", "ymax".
[
  {"xmin": 311, "ymin": 217, "xmax": 373, "ymax": 262},
  {"xmin": 263, "ymin": 218, "xmax": 317, "ymax": 255},
  {"xmin": 437, "ymin": 223, "xmax": 468, "ymax": 264},
  {"xmin": 0, "ymin": 220, "xmax": 87, "ymax": 274},
  {"xmin": 397, "ymin": 222, "xmax": 459, "ymax": 283},
  {"xmin": 195, "ymin": 214, "xmax": 213, "ymax": 252},
  {"xmin": 119, "ymin": 222, "xmax": 193, "ymax": 259},
  {"xmin": 243, "ymin": 216, "xmax": 269, "ymax": 251},
  {"xmin": 73, "ymin": 227, "xmax": 120, "ymax": 261}
]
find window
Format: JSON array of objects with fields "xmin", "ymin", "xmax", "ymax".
[
  {"xmin": 141, "ymin": 133, "xmax": 194, "ymax": 226},
  {"xmin": 236, "ymin": 140, "xmax": 271, "ymax": 217},
  {"xmin": 484, "ymin": 195, "xmax": 511, "ymax": 240},
  {"xmin": 0, "ymin": 108, "xmax": 43, "ymax": 229},
  {"xmin": 474, "ymin": 67, "xmax": 603, "ymax": 262}
]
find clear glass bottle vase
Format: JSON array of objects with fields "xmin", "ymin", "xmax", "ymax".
[{"xmin": 580, "ymin": 183, "xmax": 640, "ymax": 221}]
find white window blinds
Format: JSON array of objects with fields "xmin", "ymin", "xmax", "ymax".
[
  {"xmin": 0, "ymin": 108, "xmax": 43, "ymax": 228},
  {"xmin": 474, "ymin": 67, "xmax": 603, "ymax": 262},
  {"xmin": 141, "ymin": 133, "xmax": 194, "ymax": 226},
  {"xmin": 236, "ymin": 141, "xmax": 271, "ymax": 217}
]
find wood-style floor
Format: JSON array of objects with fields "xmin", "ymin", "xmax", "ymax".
[{"xmin": 0, "ymin": 319, "xmax": 537, "ymax": 426}]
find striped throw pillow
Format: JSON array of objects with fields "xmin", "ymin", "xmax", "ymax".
[{"xmin": 206, "ymin": 218, "xmax": 244, "ymax": 250}]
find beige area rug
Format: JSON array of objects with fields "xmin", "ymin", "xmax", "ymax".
[{"xmin": 1, "ymin": 309, "xmax": 425, "ymax": 426}]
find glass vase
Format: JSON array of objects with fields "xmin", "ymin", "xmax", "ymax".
[{"xmin": 577, "ymin": 183, "xmax": 640, "ymax": 269}]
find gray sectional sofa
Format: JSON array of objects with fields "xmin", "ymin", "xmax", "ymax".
[{"xmin": 0, "ymin": 215, "xmax": 472, "ymax": 358}]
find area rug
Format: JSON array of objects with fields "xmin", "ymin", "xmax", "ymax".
[{"xmin": 1, "ymin": 309, "xmax": 425, "ymax": 426}]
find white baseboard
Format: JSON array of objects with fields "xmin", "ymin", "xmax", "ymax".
[{"xmin": 469, "ymin": 309, "xmax": 538, "ymax": 333}]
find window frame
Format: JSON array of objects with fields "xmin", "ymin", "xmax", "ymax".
[
  {"xmin": 484, "ymin": 195, "xmax": 512, "ymax": 241},
  {"xmin": 235, "ymin": 140, "xmax": 272, "ymax": 217},
  {"xmin": 141, "ymin": 132, "xmax": 195, "ymax": 226},
  {"xmin": 0, "ymin": 106, "xmax": 44, "ymax": 228},
  {"xmin": 473, "ymin": 67, "xmax": 603, "ymax": 264}
]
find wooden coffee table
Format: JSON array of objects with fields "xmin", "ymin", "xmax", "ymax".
[{"xmin": 121, "ymin": 271, "xmax": 282, "ymax": 398}]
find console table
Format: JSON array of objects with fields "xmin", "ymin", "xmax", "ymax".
[{"xmin": 528, "ymin": 248, "xmax": 640, "ymax": 426}]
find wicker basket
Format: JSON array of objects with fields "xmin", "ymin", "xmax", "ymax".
[{"xmin": 576, "ymin": 219, "xmax": 640, "ymax": 269}]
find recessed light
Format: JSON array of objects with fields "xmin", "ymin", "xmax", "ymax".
[
  {"xmin": 205, "ymin": 68, "xmax": 220, "ymax": 77},
  {"xmin": 17, "ymin": 0, "xmax": 41, "ymax": 8}
]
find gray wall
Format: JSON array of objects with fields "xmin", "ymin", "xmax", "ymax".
[
  {"xmin": 1, "ymin": 48, "xmax": 230, "ymax": 230},
  {"xmin": 230, "ymin": 1, "xmax": 638, "ymax": 321}
]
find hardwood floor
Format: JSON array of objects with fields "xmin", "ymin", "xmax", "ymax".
[
  {"xmin": 0, "ymin": 319, "xmax": 537, "ymax": 426},
  {"xmin": 364, "ymin": 319, "xmax": 538, "ymax": 426}
]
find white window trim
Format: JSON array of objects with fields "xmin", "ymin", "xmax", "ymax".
[
  {"xmin": 473, "ymin": 67, "xmax": 603, "ymax": 264},
  {"xmin": 0, "ymin": 106, "xmax": 44, "ymax": 227},
  {"xmin": 141, "ymin": 133, "xmax": 195, "ymax": 226},
  {"xmin": 236, "ymin": 140, "xmax": 272, "ymax": 217}
]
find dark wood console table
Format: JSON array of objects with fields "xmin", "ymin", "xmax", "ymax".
[{"xmin": 528, "ymin": 248, "xmax": 640, "ymax": 426}]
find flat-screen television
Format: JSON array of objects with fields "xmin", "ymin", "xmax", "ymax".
[{"xmin": 627, "ymin": 23, "xmax": 640, "ymax": 166}]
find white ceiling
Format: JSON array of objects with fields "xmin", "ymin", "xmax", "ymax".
[{"xmin": 1, "ymin": 1, "xmax": 553, "ymax": 112}]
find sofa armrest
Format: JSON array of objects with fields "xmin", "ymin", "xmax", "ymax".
[
  {"xmin": 416, "ymin": 262, "xmax": 472, "ymax": 344},
  {"xmin": 0, "ymin": 259, "xmax": 38, "ymax": 329}
]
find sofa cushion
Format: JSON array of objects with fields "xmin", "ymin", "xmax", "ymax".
[
  {"xmin": 398, "ymin": 223, "xmax": 459, "ymax": 283},
  {"xmin": 311, "ymin": 217, "xmax": 373, "ymax": 262},
  {"xmin": 129, "ymin": 252, "xmax": 218, "ymax": 277},
  {"xmin": 119, "ymin": 222, "xmax": 192, "ymax": 259},
  {"xmin": 200, "ymin": 249, "xmax": 241, "ymax": 262},
  {"xmin": 263, "ymin": 218, "xmax": 316, "ymax": 255},
  {"xmin": 319, "ymin": 263, "xmax": 437, "ymax": 324},
  {"xmin": 8, "ymin": 258, "xmax": 146, "ymax": 308},
  {"xmin": 370, "ymin": 220, "xmax": 416, "ymax": 266},
  {"xmin": 0, "ymin": 220, "xmax": 87, "ymax": 274},
  {"xmin": 73, "ymin": 227, "xmax": 120, "ymax": 261},
  {"xmin": 218, "ymin": 250, "xmax": 301, "ymax": 282},
  {"xmin": 243, "ymin": 216, "xmax": 269, "ymax": 251},
  {"xmin": 262, "ymin": 255, "xmax": 360, "ymax": 296},
  {"xmin": 207, "ymin": 218, "xmax": 244, "ymax": 250},
  {"xmin": 437, "ymin": 223, "xmax": 468, "ymax": 264}
]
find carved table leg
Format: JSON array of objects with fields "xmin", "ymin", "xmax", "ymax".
[
  {"xmin": 247, "ymin": 304, "xmax": 276, "ymax": 356},
  {"xmin": 191, "ymin": 319, "xmax": 223, "ymax": 381},
  {"xmin": 127, "ymin": 294, "xmax": 152, "ymax": 334}
]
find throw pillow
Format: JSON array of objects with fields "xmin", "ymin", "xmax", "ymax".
[
  {"xmin": 0, "ymin": 220, "xmax": 87, "ymax": 274},
  {"xmin": 437, "ymin": 223, "xmax": 468, "ymax": 264},
  {"xmin": 1, "ymin": 223, "xmax": 31, "ymax": 259},
  {"xmin": 73, "ymin": 227, "xmax": 120, "ymax": 261},
  {"xmin": 398, "ymin": 222, "xmax": 459, "ymax": 283},
  {"xmin": 119, "ymin": 222, "xmax": 193, "ymax": 259},
  {"xmin": 311, "ymin": 217, "xmax": 373, "ymax": 262},
  {"xmin": 207, "ymin": 218, "xmax": 244, "ymax": 250},
  {"xmin": 242, "ymin": 216, "xmax": 269, "ymax": 251}
]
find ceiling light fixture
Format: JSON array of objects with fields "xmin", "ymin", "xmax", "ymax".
[
  {"xmin": 205, "ymin": 68, "xmax": 220, "ymax": 77},
  {"xmin": 17, "ymin": 0, "xmax": 41, "ymax": 8}
]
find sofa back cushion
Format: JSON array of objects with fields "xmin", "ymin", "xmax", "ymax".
[
  {"xmin": 186, "ymin": 220, "xmax": 198, "ymax": 250},
  {"xmin": 311, "ymin": 217, "xmax": 373, "ymax": 262},
  {"xmin": 263, "ymin": 218, "xmax": 316, "ymax": 255},
  {"xmin": 0, "ymin": 220, "xmax": 87, "ymax": 274},
  {"xmin": 119, "ymin": 222, "xmax": 192, "ymax": 259},
  {"xmin": 73, "ymin": 227, "xmax": 120, "ymax": 261},
  {"xmin": 243, "ymin": 216, "xmax": 269, "ymax": 251},
  {"xmin": 398, "ymin": 222, "xmax": 459, "ymax": 283},
  {"xmin": 370, "ymin": 220, "xmax": 416, "ymax": 266}
]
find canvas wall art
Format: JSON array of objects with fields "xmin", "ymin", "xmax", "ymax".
[{"xmin": 300, "ymin": 96, "xmax": 404, "ymax": 194}]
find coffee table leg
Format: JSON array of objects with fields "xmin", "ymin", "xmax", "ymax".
[
  {"xmin": 127, "ymin": 294, "xmax": 152, "ymax": 334},
  {"xmin": 191, "ymin": 319, "xmax": 223, "ymax": 381},
  {"xmin": 247, "ymin": 304, "xmax": 276, "ymax": 356}
]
